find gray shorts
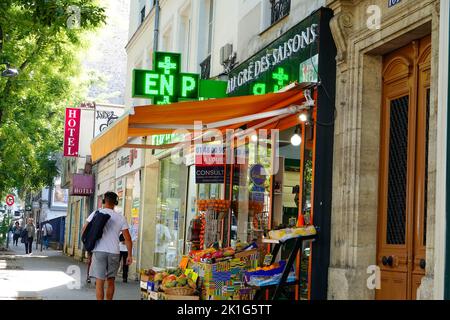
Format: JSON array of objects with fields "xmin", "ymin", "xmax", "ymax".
[{"xmin": 91, "ymin": 251, "xmax": 120, "ymax": 280}]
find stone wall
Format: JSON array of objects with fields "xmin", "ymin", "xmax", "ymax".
[{"xmin": 326, "ymin": 0, "xmax": 440, "ymax": 300}]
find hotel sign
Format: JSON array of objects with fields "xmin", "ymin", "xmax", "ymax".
[
  {"xmin": 63, "ymin": 108, "xmax": 81, "ymax": 157},
  {"xmin": 227, "ymin": 10, "xmax": 322, "ymax": 96},
  {"xmin": 70, "ymin": 174, "xmax": 94, "ymax": 196}
]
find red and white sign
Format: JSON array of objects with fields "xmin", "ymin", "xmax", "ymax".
[
  {"xmin": 63, "ymin": 108, "xmax": 81, "ymax": 157},
  {"xmin": 6, "ymin": 194, "xmax": 14, "ymax": 206},
  {"xmin": 195, "ymin": 144, "xmax": 224, "ymax": 166}
]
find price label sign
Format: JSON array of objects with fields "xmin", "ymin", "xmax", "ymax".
[{"xmin": 263, "ymin": 254, "xmax": 273, "ymax": 266}]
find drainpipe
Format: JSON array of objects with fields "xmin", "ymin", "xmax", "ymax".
[
  {"xmin": 153, "ymin": 0, "xmax": 160, "ymax": 51},
  {"xmin": 441, "ymin": 1, "xmax": 450, "ymax": 300}
]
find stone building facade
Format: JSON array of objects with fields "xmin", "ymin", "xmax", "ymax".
[{"xmin": 326, "ymin": 0, "xmax": 442, "ymax": 300}]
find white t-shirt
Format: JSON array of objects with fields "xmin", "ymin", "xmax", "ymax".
[
  {"xmin": 119, "ymin": 242, "xmax": 128, "ymax": 252},
  {"xmin": 86, "ymin": 208, "xmax": 128, "ymax": 254},
  {"xmin": 155, "ymin": 223, "xmax": 172, "ymax": 253}
]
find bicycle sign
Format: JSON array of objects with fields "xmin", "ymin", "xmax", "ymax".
[{"xmin": 5, "ymin": 194, "xmax": 14, "ymax": 206}]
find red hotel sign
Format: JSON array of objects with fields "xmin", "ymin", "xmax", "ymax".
[
  {"xmin": 63, "ymin": 108, "xmax": 81, "ymax": 157},
  {"xmin": 70, "ymin": 174, "xmax": 95, "ymax": 196}
]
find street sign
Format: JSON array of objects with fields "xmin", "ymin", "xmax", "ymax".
[{"xmin": 5, "ymin": 194, "xmax": 14, "ymax": 206}]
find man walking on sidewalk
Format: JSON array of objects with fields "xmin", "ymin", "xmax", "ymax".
[
  {"xmin": 81, "ymin": 192, "xmax": 132, "ymax": 300},
  {"xmin": 41, "ymin": 222, "xmax": 53, "ymax": 250}
]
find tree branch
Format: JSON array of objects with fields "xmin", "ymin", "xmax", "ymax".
[{"xmin": 0, "ymin": 35, "xmax": 46, "ymax": 125}]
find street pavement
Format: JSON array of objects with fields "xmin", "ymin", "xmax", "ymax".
[{"xmin": 0, "ymin": 241, "xmax": 140, "ymax": 300}]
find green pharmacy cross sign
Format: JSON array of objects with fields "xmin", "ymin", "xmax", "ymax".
[{"xmin": 133, "ymin": 52, "xmax": 200, "ymax": 104}]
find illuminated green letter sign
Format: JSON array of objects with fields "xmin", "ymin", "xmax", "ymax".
[{"xmin": 132, "ymin": 52, "xmax": 200, "ymax": 104}]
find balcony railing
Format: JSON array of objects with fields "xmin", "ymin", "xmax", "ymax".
[
  {"xmin": 270, "ymin": 0, "xmax": 291, "ymax": 25},
  {"xmin": 200, "ymin": 55, "xmax": 211, "ymax": 80}
]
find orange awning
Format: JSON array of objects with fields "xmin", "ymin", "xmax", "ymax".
[{"xmin": 91, "ymin": 85, "xmax": 307, "ymax": 162}]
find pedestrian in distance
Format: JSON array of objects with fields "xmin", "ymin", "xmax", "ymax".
[
  {"xmin": 119, "ymin": 232, "xmax": 129, "ymax": 283},
  {"xmin": 12, "ymin": 221, "xmax": 22, "ymax": 246},
  {"xmin": 81, "ymin": 192, "xmax": 132, "ymax": 300},
  {"xmin": 23, "ymin": 218, "xmax": 36, "ymax": 255},
  {"xmin": 41, "ymin": 221, "xmax": 53, "ymax": 250}
]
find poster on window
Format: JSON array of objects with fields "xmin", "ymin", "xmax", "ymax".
[{"xmin": 52, "ymin": 177, "xmax": 69, "ymax": 208}]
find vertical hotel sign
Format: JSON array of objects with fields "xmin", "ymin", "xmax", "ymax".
[{"xmin": 63, "ymin": 108, "xmax": 81, "ymax": 157}]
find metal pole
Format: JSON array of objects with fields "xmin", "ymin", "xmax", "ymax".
[
  {"xmin": 153, "ymin": 0, "xmax": 160, "ymax": 51},
  {"xmin": 6, "ymin": 210, "xmax": 10, "ymax": 250}
]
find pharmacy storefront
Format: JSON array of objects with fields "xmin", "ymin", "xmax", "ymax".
[
  {"xmin": 115, "ymin": 137, "xmax": 144, "ymax": 280},
  {"xmin": 91, "ymin": 7, "xmax": 336, "ymax": 300}
]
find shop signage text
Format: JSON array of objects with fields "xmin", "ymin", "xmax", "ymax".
[
  {"xmin": 227, "ymin": 11, "xmax": 321, "ymax": 97},
  {"xmin": 132, "ymin": 51, "xmax": 227, "ymax": 104},
  {"xmin": 116, "ymin": 139, "xmax": 143, "ymax": 179},
  {"xmin": 70, "ymin": 174, "xmax": 94, "ymax": 196},
  {"xmin": 133, "ymin": 52, "xmax": 199, "ymax": 104},
  {"xmin": 94, "ymin": 105, "xmax": 124, "ymax": 137},
  {"xmin": 195, "ymin": 144, "xmax": 225, "ymax": 184},
  {"xmin": 388, "ymin": 0, "xmax": 401, "ymax": 8},
  {"xmin": 195, "ymin": 144, "xmax": 224, "ymax": 165},
  {"xmin": 63, "ymin": 108, "xmax": 81, "ymax": 157},
  {"xmin": 195, "ymin": 166, "xmax": 225, "ymax": 184}
]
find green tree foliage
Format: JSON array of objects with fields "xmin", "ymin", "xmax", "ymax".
[
  {"xmin": 0, "ymin": 0, "xmax": 106, "ymax": 196},
  {"xmin": 0, "ymin": 214, "xmax": 12, "ymax": 247}
]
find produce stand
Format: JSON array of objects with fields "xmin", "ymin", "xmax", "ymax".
[
  {"xmin": 187, "ymin": 248, "xmax": 259, "ymax": 300},
  {"xmin": 138, "ymin": 205, "xmax": 317, "ymax": 301},
  {"xmin": 247, "ymin": 231, "xmax": 317, "ymax": 300}
]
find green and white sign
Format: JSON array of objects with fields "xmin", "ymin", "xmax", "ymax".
[
  {"xmin": 132, "ymin": 51, "xmax": 228, "ymax": 146},
  {"xmin": 227, "ymin": 10, "xmax": 322, "ymax": 97},
  {"xmin": 132, "ymin": 51, "xmax": 227, "ymax": 103},
  {"xmin": 133, "ymin": 52, "xmax": 199, "ymax": 104}
]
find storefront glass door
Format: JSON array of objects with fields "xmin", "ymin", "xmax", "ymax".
[{"xmin": 154, "ymin": 157, "xmax": 188, "ymax": 268}]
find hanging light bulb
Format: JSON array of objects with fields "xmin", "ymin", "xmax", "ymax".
[
  {"xmin": 298, "ymin": 112, "xmax": 308, "ymax": 122},
  {"xmin": 251, "ymin": 134, "xmax": 258, "ymax": 143},
  {"xmin": 290, "ymin": 126, "xmax": 301, "ymax": 146}
]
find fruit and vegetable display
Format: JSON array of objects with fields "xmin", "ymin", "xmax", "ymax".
[
  {"xmin": 153, "ymin": 268, "xmax": 197, "ymax": 291},
  {"xmin": 189, "ymin": 246, "xmax": 236, "ymax": 263},
  {"xmin": 197, "ymin": 199, "xmax": 231, "ymax": 212},
  {"xmin": 248, "ymin": 201, "xmax": 264, "ymax": 213}
]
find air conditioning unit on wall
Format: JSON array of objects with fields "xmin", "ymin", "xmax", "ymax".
[
  {"xmin": 220, "ymin": 43, "xmax": 233, "ymax": 65},
  {"xmin": 220, "ymin": 43, "xmax": 237, "ymax": 75}
]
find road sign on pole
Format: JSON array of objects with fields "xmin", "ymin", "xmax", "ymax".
[{"xmin": 5, "ymin": 194, "xmax": 14, "ymax": 206}]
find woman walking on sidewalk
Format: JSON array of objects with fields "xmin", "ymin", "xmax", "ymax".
[
  {"xmin": 12, "ymin": 222, "xmax": 22, "ymax": 246},
  {"xmin": 23, "ymin": 218, "xmax": 36, "ymax": 255}
]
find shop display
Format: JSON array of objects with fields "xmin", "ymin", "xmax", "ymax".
[
  {"xmin": 188, "ymin": 248, "xmax": 260, "ymax": 300},
  {"xmin": 140, "ymin": 267, "xmax": 200, "ymax": 300},
  {"xmin": 187, "ymin": 215, "xmax": 203, "ymax": 251},
  {"xmin": 245, "ymin": 261, "xmax": 296, "ymax": 287},
  {"xmin": 195, "ymin": 200, "xmax": 231, "ymax": 249},
  {"xmin": 268, "ymin": 225, "xmax": 317, "ymax": 242}
]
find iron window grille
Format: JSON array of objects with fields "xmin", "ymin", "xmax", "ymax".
[
  {"xmin": 200, "ymin": 55, "xmax": 211, "ymax": 80},
  {"xmin": 140, "ymin": 6, "xmax": 146, "ymax": 24},
  {"xmin": 270, "ymin": 0, "xmax": 291, "ymax": 25}
]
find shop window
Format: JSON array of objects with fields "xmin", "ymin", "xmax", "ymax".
[
  {"xmin": 154, "ymin": 158, "xmax": 188, "ymax": 268},
  {"xmin": 270, "ymin": 0, "xmax": 290, "ymax": 26},
  {"xmin": 140, "ymin": 6, "xmax": 146, "ymax": 24}
]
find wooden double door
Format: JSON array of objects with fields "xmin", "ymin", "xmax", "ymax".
[{"xmin": 376, "ymin": 36, "xmax": 431, "ymax": 300}]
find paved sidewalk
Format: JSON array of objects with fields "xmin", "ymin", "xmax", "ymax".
[{"xmin": 0, "ymin": 243, "xmax": 140, "ymax": 300}]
